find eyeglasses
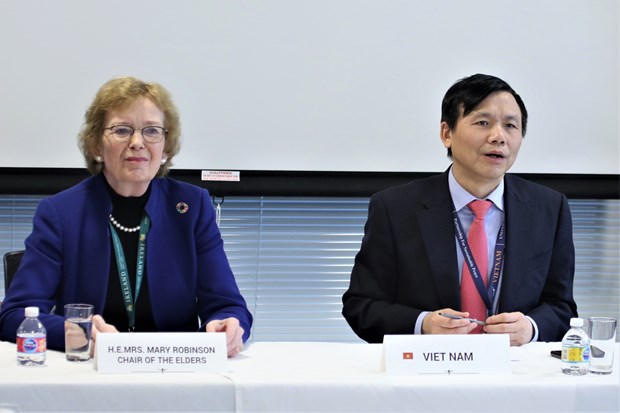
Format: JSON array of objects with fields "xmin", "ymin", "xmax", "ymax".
[{"xmin": 103, "ymin": 125, "xmax": 167, "ymax": 143}]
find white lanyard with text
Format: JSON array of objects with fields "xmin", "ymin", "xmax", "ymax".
[
  {"xmin": 109, "ymin": 213, "xmax": 150, "ymax": 332},
  {"xmin": 451, "ymin": 204, "xmax": 505, "ymax": 312}
]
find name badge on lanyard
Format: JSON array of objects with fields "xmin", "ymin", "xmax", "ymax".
[
  {"xmin": 451, "ymin": 203, "xmax": 505, "ymax": 313},
  {"xmin": 109, "ymin": 213, "xmax": 151, "ymax": 331}
]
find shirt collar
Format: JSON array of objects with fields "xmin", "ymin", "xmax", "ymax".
[{"xmin": 448, "ymin": 167, "xmax": 505, "ymax": 212}]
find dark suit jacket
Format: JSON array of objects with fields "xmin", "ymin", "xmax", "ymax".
[
  {"xmin": 342, "ymin": 170, "xmax": 577, "ymax": 343},
  {"xmin": 0, "ymin": 174, "xmax": 252, "ymax": 350}
]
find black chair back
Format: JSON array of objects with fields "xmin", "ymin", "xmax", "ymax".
[{"xmin": 3, "ymin": 250, "xmax": 24, "ymax": 292}]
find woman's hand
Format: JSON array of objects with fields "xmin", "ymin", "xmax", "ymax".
[
  {"xmin": 90, "ymin": 315, "xmax": 119, "ymax": 357},
  {"xmin": 206, "ymin": 317, "xmax": 245, "ymax": 358},
  {"xmin": 64, "ymin": 320, "xmax": 90, "ymax": 351}
]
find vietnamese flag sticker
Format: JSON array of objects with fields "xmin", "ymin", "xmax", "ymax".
[{"xmin": 403, "ymin": 352, "xmax": 413, "ymax": 360}]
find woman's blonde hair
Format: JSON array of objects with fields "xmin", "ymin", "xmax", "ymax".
[{"xmin": 78, "ymin": 76, "xmax": 181, "ymax": 176}]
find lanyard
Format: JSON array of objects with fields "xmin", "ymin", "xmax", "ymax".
[
  {"xmin": 109, "ymin": 213, "xmax": 150, "ymax": 331},
  {"xmin": 451, "ymin": 204, "xmax": 505, "ymax": 312}
]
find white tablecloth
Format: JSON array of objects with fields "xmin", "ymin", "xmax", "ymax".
[
  {"xmin": 227, "ymin": 341, "xmax": 620, "ymax": 413},
  {"xmin": 1, "ymin": 340, "xmax": 618, "ymax": 412},
  {"xmin": 0, "ymin": 341, "xmax": 234, "ymax": 412}
]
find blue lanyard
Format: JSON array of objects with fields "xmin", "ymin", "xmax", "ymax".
[
  {"xmin": 451, "ymin": 204, "xmax": 505, "ymax": 312},
  {"xmin": 109, "ymin": 213, "xmax": 150, "ymax": 331}
]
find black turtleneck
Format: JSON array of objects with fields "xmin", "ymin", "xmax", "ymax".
[{"xmin": 102, "ymin": 178, "xmax": 156, "ymax": 332}]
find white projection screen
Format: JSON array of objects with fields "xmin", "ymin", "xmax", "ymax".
[{"xmin": 0, "ymin": 0, "xmax": 618, "ymax": 175}]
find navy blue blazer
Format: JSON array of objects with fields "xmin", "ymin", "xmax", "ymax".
[
  {"xmin": 342, "ymin": 170, "xmax": 577, "ymax": 343},
  {"xmin": 0, "ymin": 174, "xmax": 252, "ymax": 350}
]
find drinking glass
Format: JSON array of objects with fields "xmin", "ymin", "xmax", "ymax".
[
  {"xmin": 64, "ymin": 304, "xmax": 94, "ymax": 362},
  {"xmin": 587, "ymin": 317, "xmax": 617, "ymax": 375}
]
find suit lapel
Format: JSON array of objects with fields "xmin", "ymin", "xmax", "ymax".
[
  {"xmin": 144, "ymin": 179, "xmax": 164, "ymax": 321},
  {"xmin": 416, "ymin": 173, "xmax": 461, "ymax": 309},
  {"xmin": 499, "ymin": 175, "xmax": 534, "ymax": 311},
  {"xmin": 84, "ymin": 175, "xmax": 114, "ymax": 308}
]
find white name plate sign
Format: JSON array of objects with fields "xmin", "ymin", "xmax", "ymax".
[
  {"xmin": 201, "ymin": 170, "xmax": 241, "ymax": 182},
  {"xmin": 382, "ymin": 334, "xmax": 511, "ymax": 375},
  {"xmin": 95, "ymin": 332, "xmax": 227, "ymax": 374}
]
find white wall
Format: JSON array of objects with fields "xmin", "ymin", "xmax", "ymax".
[{"xmin": 0, "ymin": 0, "xmax": 618, "ymax": 174}]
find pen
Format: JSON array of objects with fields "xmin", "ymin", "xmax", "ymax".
[{"xmin": 438, "ymin": 312, "xmax": 486, "ymax": 326}]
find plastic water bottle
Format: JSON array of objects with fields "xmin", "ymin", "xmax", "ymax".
[
  {"xmin": 16, "ymin": 307, "xmax": 46, "ymax": 366},
  {"xmin": 561, "ymin": 317, "xmax": 590, "ymax": 375}
]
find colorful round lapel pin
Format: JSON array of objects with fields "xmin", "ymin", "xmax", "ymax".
[{"xmin": 176, "ymin": 202, "xmax": 189, "ymax": 214}]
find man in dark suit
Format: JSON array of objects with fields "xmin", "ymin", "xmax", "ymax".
[{"xmin": 342, "ymin": 74, "xmax": 577, "ymax": 346}]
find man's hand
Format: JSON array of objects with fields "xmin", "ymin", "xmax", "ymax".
[
  {"xmin": 484, "ymin": 312, "xmax": 533, "ymax": 346},
  {"xmin": 422, "ymin": 309, "xmax": 479, "ymax": 335}
]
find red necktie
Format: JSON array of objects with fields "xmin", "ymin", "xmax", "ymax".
[{"xmin": 461, "ymin": 200, "xmax": 492, "ymax": 334}]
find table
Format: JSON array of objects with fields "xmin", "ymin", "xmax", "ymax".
[
  {"xmin": 228, "ymin": 341, "xmax": 620, "ymax": 413},
  {"xmin": 0, "ymin": 341, "xmax": 234, "ymax": 412},
  {"xmin": 1, "ymin": 341, "xmax": 618, "ymax": 412}
]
